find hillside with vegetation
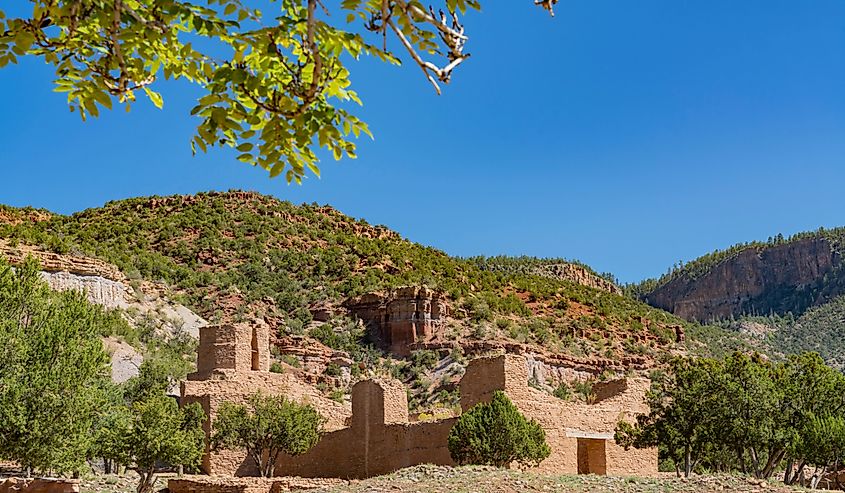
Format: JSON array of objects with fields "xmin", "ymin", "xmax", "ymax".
[
  {"xmin": 0, "ymin": 191, "xmax": 750, "ymax": 409},
  {"xmin": 632, "ymin": 227, "xmax": 845, "ymax": 368}
]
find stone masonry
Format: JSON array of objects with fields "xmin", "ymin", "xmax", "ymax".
[
  {"xmin": 181, "ymin": 324, "xmax": 657, "ymax": 481},
  {"xmin": 181, "ymin": 323, "xmax": 351, "ymax": 476}
]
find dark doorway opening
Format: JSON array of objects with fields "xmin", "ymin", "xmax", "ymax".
[{"xmin": 576, "ymin": 438, "xmax": 607, "ymax": 475}]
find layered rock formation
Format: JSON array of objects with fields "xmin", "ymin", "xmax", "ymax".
[
  {"xmin": 346, "ymin": 287, "xmax": 448, "ymax": 356},
  {"xmin": 528, "ymin": 263, "xmax": 621, "ymax": 295},
  {"xmin": 1, "ymin": 240, "xmax": 210, "ymax": 384},
  {"xmin": 645, "ymin": 237, "xmax": 843, "ymax": 321}
]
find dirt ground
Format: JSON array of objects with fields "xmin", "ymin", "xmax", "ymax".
[{"xmin": 74, "ymin": 465, "xmax": 827, "ymax": 493}]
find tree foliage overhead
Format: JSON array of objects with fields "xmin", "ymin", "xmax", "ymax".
[
  {"xmin": 447, "ymin": 390, "xmax": 550, "ymax": 468},
  {"xmin": 0, "ymin": 0, "xmax": 555, "ymax": 181}
]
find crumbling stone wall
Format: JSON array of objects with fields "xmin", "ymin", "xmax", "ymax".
[
  {"xmin": 346, "ymin": 287, "xmax": 447, "ymax": 356},
  {"xmin": 183, "ymin": 325, "xmax": 656, "ymax": 480},
  {"xmin": 0, "ymin": 478, "xmax": 79, "ymax": 493},
  {"xmin": 276, "ymin": 378, "xmax": 456, "ymax": 479},
  {"xmin": 460, "ymin": 354, "xmax": 657, "ymax": 477},
  {"xmin": 182, "ymin": 324, "xmax": 351, "ymax": 475}
]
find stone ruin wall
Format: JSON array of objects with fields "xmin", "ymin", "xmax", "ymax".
[
  {"xmin": 460, "ymin": 354, "xmax": 656, "ymax": 476},
  {"xmin": 345, "ymin": 287, "xmax": 448, "ymax": 356},
  {"xmin": 181, "ymin": 323, "xmax": 351, "ymax": 476},
  {"xmin": 182, "ymin": 323, "xmax": 657, "ymax": 481}
]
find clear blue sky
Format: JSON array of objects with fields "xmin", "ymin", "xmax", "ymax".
[{"xmin": 1, "ymin": 1, "xmax": 843, "ymax": 283}]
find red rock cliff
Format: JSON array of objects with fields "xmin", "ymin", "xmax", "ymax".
[{"xmin": 645, "ymin": 237, "xmax": 842, "ymax": 321}]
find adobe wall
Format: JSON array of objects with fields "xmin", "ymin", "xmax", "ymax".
[
  {"xmin": 276, "ymin": 354, "xmax": 655, "ymax": 479},
  {"xmin": 182, "ymin": 325, "xmax": 350, "ymax": 475},
  {"xmin": 276, "ymin": 379, "xmax": 455, "ymax": 479},
  {"xmin": 0, "ymin": 478, "xmax": 79, "ymax": 493},
  {"xmin": 184, "ymin": 324, "xmax": 656, "ymax": 480},
  {"xmin": 459, "ymin": 354, "xmax": 658, "ymax": 477},
  {"xmin": 195, "ymin": 323, "xmax": 271, "ymax": 377}
]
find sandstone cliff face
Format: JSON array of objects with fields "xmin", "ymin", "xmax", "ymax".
[
  {"xmin": 346, "ymin": 287, "xmax": 448, "ymax": 356},
  {"xmin": 646, "ymin": 237, "xmax": 843, "ymax": 321}
]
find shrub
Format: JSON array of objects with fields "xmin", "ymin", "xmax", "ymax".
[
  {"xmin": 553, "ymin": 382, "xmax": 571, "ymax": 401},
  {"xmin": 324, "ymin": 363, "xmax": 342, "ymax": 377},
  {"xmin": 447, "ymin": 391, "xmax": 550, "ymax": 468}
]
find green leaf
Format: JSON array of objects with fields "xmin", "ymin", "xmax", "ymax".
[{"xmin": 143, "ymin": 88, "xmax": 164, "ymax": 109}]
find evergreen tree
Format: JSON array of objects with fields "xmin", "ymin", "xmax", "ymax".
[
  {"xmin": 0, "ymin": 256, "xmax": 112, "ymax": 475},
  {"xmin": 448, "ymin": 391, "xmax": 550, "ymax": 468}
]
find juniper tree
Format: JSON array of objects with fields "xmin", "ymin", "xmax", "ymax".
[
  {"xmin": 211, "ymin": 392, "xmax": 324, "ymax": 477},
  {"xmin": 447, "ymin": 390, "xmax": 550, "ymax": 468},
  {"xmin": 116, "ymin": 395, "xmax": 206, "ymax": 493},
  {"xmin": 0, "ymin": 256, "xmax": 113, "ymax": 475}
]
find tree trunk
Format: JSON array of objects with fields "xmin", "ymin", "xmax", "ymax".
[
  {"xmin": 749, "ymin": 447, "xmax": 762, "ymax": 478},
  {"xmin": 783, "ymin": 457, "xmax": 794, "ymax": 484},
  {"xmin": 684, "ymin": 447, "xmax": 692, "ymax": 478},
  {"xmin": 762, "ymin": 447, "xmax": 785, "ymax": 479}
]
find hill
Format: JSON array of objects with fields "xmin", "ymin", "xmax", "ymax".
[
  {"xmin": 633, "ymin": 227, "xmax": 845, "ymax": 367},
  {"xmin": 0, "ymin": 191, "xmax": 745, "ymax": 409}
]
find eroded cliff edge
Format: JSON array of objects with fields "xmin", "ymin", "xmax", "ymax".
[{"xmin": 644, "ymin": 237, "xmax": 844, "ymax": 321}]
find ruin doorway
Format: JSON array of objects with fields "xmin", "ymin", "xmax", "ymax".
[{"xmin": 576, "ymin": 438, "xmax": 607, "ymax": 475}]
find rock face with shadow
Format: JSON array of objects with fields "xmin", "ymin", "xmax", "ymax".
[{"xmin": 645, "ymin": 237, "xmax": 844, "ymax": 321}]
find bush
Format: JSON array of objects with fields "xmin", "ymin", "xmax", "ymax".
[
  {"xmin": 553, "ymin": 382, "xmax": 571, "ymax": 401},
  {"xmin": 447, "ymin": 391, "xmax": 550, "ymax": 468}
]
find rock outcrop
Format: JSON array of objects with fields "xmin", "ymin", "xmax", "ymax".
[
  {"xmin": 1, "ymin": 240, "xmax": 210, "ymax": 384},
  {"xmin": 645, "ymin": 237, "xmax": 843, "ymax": 321},
  {"xmin": 345, "ymin": 287, "xmax": 448, "ymax": 356},
  {"xmin": 529, "ymin": 263, "xmax": 622, "ymax": 295}
]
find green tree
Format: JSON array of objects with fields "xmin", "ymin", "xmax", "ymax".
[
  {"xmin": 0, "ymin": 0, "xmax": 555, "ymax": 181},
  {"xmin": 799, "ymin": 414, "xmax": 845, "ymax": 489},
  {"xmin": 112, "ymin": 394, "xmax": 206, "ymax": 493},
  {"xmin": 122, "ymin": 352, "xmax": 189, "ymax": 404},
  {"xmin": 0, "ymin": 256, "xmax": 112, "ymax": 475},
  {"xmin": 718, "ymin": 352, "xmax": 783, "ymax": 479},
  {"xmin": 211, "ymin": 392, "xmax": 324, "ymax": 477},
  {"xmin": 616, "ymin": 351, "xmax": 845, "ymax": 482},
  {"xmin": 90, "ymin": 381, "xmax": 132, "ymax": 474},
  {"xmin": 779, "ymin": 353, "xmax": 845, "ymax": 485},
  {"xmin": 447, "ymin": 391, "xmax": 550, "ymax": 468},
  {"xmin": 615, "ymin": 357, "xmax": 724, "ymax": 477}
]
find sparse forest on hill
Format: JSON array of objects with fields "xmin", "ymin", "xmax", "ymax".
[
  {"xmin": 629, "ymin": 226, "xmax": 845, "ymax": 370},
  {"xmin": 0, "ymin": 191, "xmax": 745, "ymax": 368}
]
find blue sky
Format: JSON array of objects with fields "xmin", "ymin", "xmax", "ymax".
[{"xmin": 1, "ymin": 1, "xmax": 843, "ymax": 283}]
